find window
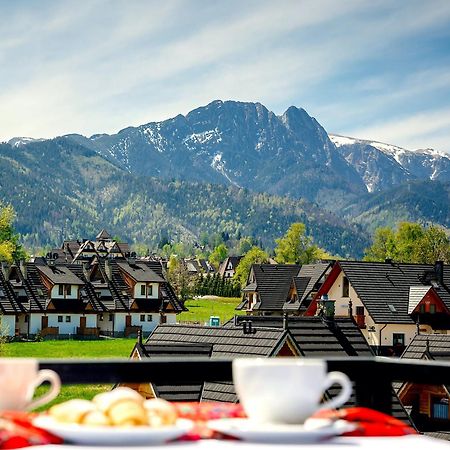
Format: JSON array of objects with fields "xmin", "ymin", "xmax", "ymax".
[
  {"xmin": 432, "ymin": 398, "xmax": 449, "ymax": 419},
  {"xmin": 58, "ymin": 316, "xmax": 63, "ymax": 323},
  {"xmin": 140, "ymin": 314, "xmax": 145, "ymax": 322},
  {"xmin": 65, "ymin": 316, "xmax": 71, "ymax": 322},
  {"xmin": 430, "ymin": 304, "xmax": 436, "ymax": 314},
  {"xmin": 342, "ymin": 277, "xmax": 349, "ymax": 297},
  {"xmin": 140, "ymin": 285, "xmax": 146, "ymax": 296},
  {"xmin": 66, "ymin": 285, "xmax": 72, "ymax": 295},
  {"xmin": 356, "ymin": 306, "xmax": 364, "ymax": 316},
  {"xmin": 58, "ymin": 285, "xmax": 64, "ymax": 295},
  {"xmin": 147, "ymin": 315, "xmax": 153, "ymax": 322},
  {"xmin": 109, "ymin": 314, "xmax": 113, "ymax": 322},
  {"xmin": 393, "ymin": 333, "xmax": 405, "ymax": 346},
  {"xmin": 419, "ymin": 304, "xmax": 426, "ymax": 313},
  {"xmin": 147, "ymin": 285, "xmax": 153, "ymax": 296}
]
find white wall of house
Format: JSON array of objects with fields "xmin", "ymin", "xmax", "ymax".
[
  {"xmin": 327, "ymin": 271, "xmax": 418, "ymax": 347},
  {"xmin": 0, "ymin": 315, "xmax": 16, "ymax": 337},
  {"xmin": 133, "ymin": 283, "xmax": 159, "ymax": 299},
  {"xmin": 50, "ymin": 284, "xmax": 79, "ymax": 299},
  {"xmin": 115, "ymin": 312, "xmax": 159, "ymax": 332}
]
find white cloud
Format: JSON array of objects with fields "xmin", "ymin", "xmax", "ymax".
[{"xmin": 1, "ymin": 0, "xmax": 450, "ymax": 150}]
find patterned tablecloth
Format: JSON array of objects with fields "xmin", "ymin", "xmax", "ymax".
[{"xmin": 0, "ymin": 403, "xmax": 422, "ymax": 449}]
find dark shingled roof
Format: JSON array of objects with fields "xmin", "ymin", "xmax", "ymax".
[
  {"xmin": 233, "ymin": 316, "xmax": 373, "ymax": 357},
  {"xmin": 117, "ymin": 261, "xmax": 165, "ymax": 283},
  {"xmin": 134, "ymin": 343, "xmax": 213, "ymax": 402},
  {"xmin": 401, "ymin": 334, "xmax": 450, "ymax": 360},
  {"xmin": 146, "ymin": 324, "xmax": 293, "ymax": 403},
  {"xmin": 36, "ymin": 264, "xmax": 85, "ymax": 286},
  {"xmin": 241, "ymin": 264, "xmax": 301, "ymax": 311},
  {"xmin": 338, "ymin": 261, "xmax": 450, "ymax": 324}
]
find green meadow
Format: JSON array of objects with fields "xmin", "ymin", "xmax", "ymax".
[{"xmin": 1, "ymin": 297, "xmax": 243, "ymax": 409}]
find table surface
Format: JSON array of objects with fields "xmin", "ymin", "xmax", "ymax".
[{"xmin": 29, "ymin": 435, "xmax": 450, "ymax": 449}]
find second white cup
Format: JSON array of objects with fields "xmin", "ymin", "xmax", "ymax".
[{"xmin": 233, "ymin": 358, "xmax": 352, "ymax": 424}]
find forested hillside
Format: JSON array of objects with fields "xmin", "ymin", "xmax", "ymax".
[{"xmin": 0, "ymin": 139, "xmax": 369, "ymax": 258}]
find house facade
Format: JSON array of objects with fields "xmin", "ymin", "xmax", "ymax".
[
  {"xmin": 305, "ymin": 261, "xmax": 450, "ymax": 355},
  {"xmin": 237, "ymin": 263, "xmax": 330, "ymax": 316},
  {"xmin": 218, "ymin": 256, "xmax": 242, "ymax": 279},
  {"xmin": 0, "ymin": 246, "xmax": 184, "ymax": 338}
]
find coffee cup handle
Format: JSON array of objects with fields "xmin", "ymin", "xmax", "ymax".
[
  {"xmin": 320, "ymin": 371, "xmax": 352, "ymax": 411},
  {"xmin": 28, "ymin": 369, "xmax": 61, "ymax": 410}
]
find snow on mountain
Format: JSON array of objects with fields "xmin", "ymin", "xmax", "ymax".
[
  {"xmin": 329, "ymin": 133, "xmax": 450, "ymax": 190},
  {"xmin": 7, "ymin": 137, "xmax": 46, "ymax": 147}
]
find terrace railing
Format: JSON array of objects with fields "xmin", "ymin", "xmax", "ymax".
[{"xmin": 39, "ymin": 357, "xmax": 450, "ymax": 416}]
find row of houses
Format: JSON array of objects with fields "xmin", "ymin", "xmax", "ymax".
[
  {"xmin": 0, "ymin": 230, "xmax": 184, "ymax": 338},
  {"xmin": 240, "ymin": 260, "xmax": 450, "ymax": 356}
]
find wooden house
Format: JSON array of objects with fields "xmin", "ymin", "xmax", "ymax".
[{"xmin": 305, "ymin": 261, "xmax": 450, "ymax": 355}]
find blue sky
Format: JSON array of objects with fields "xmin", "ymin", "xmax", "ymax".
[{"xmin": 1, "ymin": 0, "xmax": 450, "ymax": 152}]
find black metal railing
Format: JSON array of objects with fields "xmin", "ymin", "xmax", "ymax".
[{"xmin": 38, "ymin": 357, "xmax": 450, "ymax": 416}]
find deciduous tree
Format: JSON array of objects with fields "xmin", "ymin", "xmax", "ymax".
[{"xmin": 274, "ymin": 223, "xmax": 319, "ymax": 264}]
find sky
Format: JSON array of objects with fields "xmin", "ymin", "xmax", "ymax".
[{"xmin": 1, "ymin": 0, "xmax": 450, "ymax": 152}]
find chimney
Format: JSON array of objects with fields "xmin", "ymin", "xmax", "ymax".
[
  {"xmin": 19, "ymin": 260, "xmax": 27, "ymax": 279},
  {"xmin": 104, "ymin": 260, "xmax": 112, "ymax": 280},
  {"xmin": 137, "ymin": 328, "xmax": 143, "ymax": 346},
  {"xmin": 283, "ymin": 313, "xmax": 289, "ymax": 330},
  {"xmin": 434, "ymin": 261, "xmax": 444, "ymax": 285}
]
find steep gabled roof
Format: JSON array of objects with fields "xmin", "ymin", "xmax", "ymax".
[
  {"xmin": 309, "ymin": 261, "xmax": 450, "ymax": 324},
  {"xmin": 243, "ymin": 264, "xmax": 301, "ymax": 311},
  {"xmin": 96, "ymin": 229, "xmax": 112, "ymax": 240}
]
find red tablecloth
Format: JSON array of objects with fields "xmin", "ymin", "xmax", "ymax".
[{"xmin": 0, "ymin": 404, "xmax": 416, "ymax": 448}]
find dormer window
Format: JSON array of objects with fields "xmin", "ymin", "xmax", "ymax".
[{"xmin": 141, "ymin": 285, "xmax": 146, "ymax": 296}]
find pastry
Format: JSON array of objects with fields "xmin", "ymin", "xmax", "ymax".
[
  {"xmin": 93, "ymin": 387, "xmax": 147, "ymax": 426},
  {"xmin": 48, "ymin": 399, "xmax": 96, "ymax": 424},
  {"xmin": 144, "ymin": 398, "xmax": 178, "ymax": 427},
  {"xmin": 81, "ymin": 410, "xmax": 110, "ymax": 426}
]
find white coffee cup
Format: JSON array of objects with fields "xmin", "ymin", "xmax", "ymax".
[
  {"xmin": 0, "ymin": 358, "xmax": 61, "ymax": 411},
  {"xmin": 233, "ymin": 358, "xmax": 352, "ymax": 424}
]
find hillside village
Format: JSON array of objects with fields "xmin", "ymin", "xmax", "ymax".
[{"xmin": 1, "ymin": 228, "xmax": 450, "ymax": 436}]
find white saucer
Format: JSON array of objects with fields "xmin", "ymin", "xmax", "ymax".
[
  {"xmin": 207, "ymin": 418, "xmax": 355, "ymax": 443},
  {"xmin": 33, "ymin": 415, "xmax": 194, "ymax": 446}
]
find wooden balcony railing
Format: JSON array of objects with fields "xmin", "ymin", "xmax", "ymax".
[{"xmin": 38, "ymin": 357, "xmax": 450, "ymax": 416}]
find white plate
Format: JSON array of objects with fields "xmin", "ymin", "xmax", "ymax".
[
  {"xmin": 207, "ymin": 418, "xmax": 355, "ymax": 443},
  {"xmin": 33, "ymin": 415, "xmax": 194, "ymax": 446}
]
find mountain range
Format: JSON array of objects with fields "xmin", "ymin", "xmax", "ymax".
[{"xmin": 3, "ymin": 100, "xmax": 450, "ymax": 257}]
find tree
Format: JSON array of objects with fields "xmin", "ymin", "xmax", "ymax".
[
  {"xmin": 167, "ymin": 256, "xmax": 193, "ymax": 302},
  {"xmin": 413, "ymin": 225, "xmax": 450, "ymax": 263},
  {"xmin": 274, "ymin": 223, "xmax": 319, "ymax": 264},
  {"xmin": 363, "ymin": 227, "xmax": 396, "ymax": 262},
  {"xmin": 233, "ymin": 246, "xmax": 269, "ymax": 287},
  {"xmin": 0, "ymin": 203, "xmax": 27, "ymax": 263},
  {"xmin": 238, "ymin": 237, "xmax": 253, "ymax": 255},
  {"xmin": 364, "ymin": 222, "xmax": 450, "ymax": 264},
  {"xmin": 209, "ymin": 244, "xmax": 228, "ymax": 270}
]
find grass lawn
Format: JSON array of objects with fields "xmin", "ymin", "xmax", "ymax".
[
  {"xmin": 178, "ymin": 296, "xmax": 244, "ymax": 325},
  {"xmin": 1, "ymin": 298, "xmax": 243, "ymax": 410},
  {"xmin": 2, "ymin": 338, "xmax": 137, "ymax": 411}
]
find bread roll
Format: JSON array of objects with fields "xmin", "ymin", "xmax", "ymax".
[
  {"xmin": 81, "ymin": 410, "xmax": 111, "ymax": 426},
  {"xmin": 48, "ymin": 399, "xmax": 95, "ymax": 424},
  {"xmin": 144, "ymin": 398, "xmax": 178, "ymax": 427}
]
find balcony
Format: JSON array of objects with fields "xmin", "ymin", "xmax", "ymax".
[{"xmin": 37, "ymin": 357, "xmax": 450, "ymax": 417}]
